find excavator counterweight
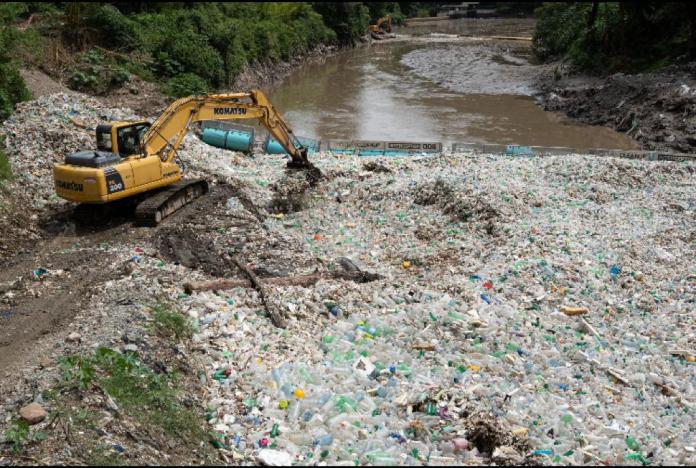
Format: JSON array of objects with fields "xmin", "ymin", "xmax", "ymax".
[{"xmin": 53, "ymin": 90, "xmax": 319, "ymax": 225}]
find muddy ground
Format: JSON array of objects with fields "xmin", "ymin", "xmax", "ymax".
[
  {"xmin": 0, "ymin": 183, "xmax": 246, "ymax": 465},
  {"xmin": 535, "ymin": 61, "xmax": 696, "ymax": 153}
]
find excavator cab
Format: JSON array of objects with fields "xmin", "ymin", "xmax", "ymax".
[
  {"xmin": 96, "ymin": 121, "xmax": 151, "ymax": 158},
  {"xmin": 61, "ymin": 121, "xmax": 150, "ymax": 172}
]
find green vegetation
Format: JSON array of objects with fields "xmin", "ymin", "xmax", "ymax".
[
  {"xmin": 2, "ymin": 419, "xmax": 46, "ymax": 452},
  {"xmin": 0, "ymin": 6, "xmax": 32, "ymax": 121},
  {"xmin": 58, "ymin": 347, "xmax": 205, "ymax": 440},
  {"xmin": 395, "ymin": 2, "xmax": 443, "ymax": 18},
  {"xmin": 0, "ymin": 2, "xmax": 454, "ymax": 111},
  {"xmin": 0, "ymin": 2, "xmax": 439, "ymax": 114},
  {"xmin": 164, "ymin": 73, "xmax": 210, "ymax": 98},
  {"xmin": 0, "ymin": 137, "xmax": 12, "ymax": 183},
  {"xmin": 0, "ymin": 61, "xmax": 31, "ymax": 120},
  {"xmin": 150, "ymin": 303, "xmax": 195, "ymax": 340},
  {"xmin": 495, "ymin": 2, "xmax": 541, "ymax": 17},
  {"xmin": 68, "ymin": 49, "xmax": 131, "ymax": 94},
  {"xmin": 3, "ymin": 419, "xmax": 30, "ymax": 452},
  {"xmin": 313, "ymin": 2, "xmax": 369, "ymax": 45},
  {"xmin": 533, "ymin": 2, "xmax": 696, "ymax": 72}
]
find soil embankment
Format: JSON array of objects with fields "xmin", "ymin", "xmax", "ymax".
[{"xmin": 535, "ymin": 62, "xmax": 696, "ymax": 153}]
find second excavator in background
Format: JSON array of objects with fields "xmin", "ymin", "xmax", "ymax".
[
  {"xmin": 53, "ymin": 90, "xmax": 320, "ymax": 225},
  {"xmin": 369, "ymin": 16, "xmax": 393, "ymax": 40}
]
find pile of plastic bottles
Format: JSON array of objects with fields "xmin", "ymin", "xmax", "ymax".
[{"xmin": 179, "ymin": 142, "xmax": 695, "ymax": 465}]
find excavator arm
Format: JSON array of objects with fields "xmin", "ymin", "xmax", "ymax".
[
  {"xmin": 378, "ymin": 16, "xmax": 392, "ymax": 33},
  {"xmin": 142, "ymin": 90, "xmax": 312, "ymax": 168}
]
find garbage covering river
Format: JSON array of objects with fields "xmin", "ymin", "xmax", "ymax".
[{"xmin": 2, "ymin": 93, "xmax": 695, "ymax": 465}]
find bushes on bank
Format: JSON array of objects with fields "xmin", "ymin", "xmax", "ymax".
[
  {"xmin": 533, "ymin": 2, "xmax": 696, "ymax": 72},
  {"xmin": 0, "ymin": 136, "xmax": 12, "ymax": 182},
  {"xmin": 87, "ymin": 4, "xmax": 140, "ymax": 51},
  {"xmin": 0, "ymin": 63, "xmax": 30, "ymax": 121},
  {"xmin": 164, "ymin": 73, "xmax": 210, "ymax": 98},
  {"xmin": 0, "ymin": 2, "xmax": 392, "ymax": 105},
  {"xmin": 0, "ymin": 16, "xmax": 31, "ymax": 122},
  {"xmin": 68, "ymin": 49, "xmax": 131, "ymax": 94},
  {"xmin": 135, "ymin": 3, "xmax": 334, "ymax": 87},
  {"xmin": 312, "ymin": 2, "xmax": 369, "ymax": 45}
]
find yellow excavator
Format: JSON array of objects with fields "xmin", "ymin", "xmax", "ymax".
[
  {"xmin": 369, "ymin": 16, "xmax": 393, "ymax": 39},
  {"xmin": 53, "ymin": 90, "xmax": 318, "ymax": 225}
]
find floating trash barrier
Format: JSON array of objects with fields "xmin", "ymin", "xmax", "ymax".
[
  {"xmin": 201, "ymin": 121, "xmax": 255, "ymax": 153},
  {"xmin": 451, "ymin": 142, "xmax": 696, "ymax": 162},
  {"xmin": 264, "ymin": 135, "xmax": 321, "ymax": 155},
  {"xmin": 327, "ymin": 140, "xmax": 443, "ymax": 157}
]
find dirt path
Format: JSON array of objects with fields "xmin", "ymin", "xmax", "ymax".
[
  {"xmin": 0, "ymin": 216, "xmax": 136, "ymax": 379},
  {"xmin": 0, "ymin": 184, "xmax": 248, "ymax": 385},
  {"xmin": 0, "ymin": 184, "xmax": 254, "ymax": 464},
  {"xmin": 19, "ymin": 69, "xmax": 71, "ymax": 98}
]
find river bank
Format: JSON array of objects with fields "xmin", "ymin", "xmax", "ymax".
[
  {"xmin": 535, "ymin": 61, "xmax": 696, "ymax": 153},
  {"xmin": 14, "ymin": 27, "xmax": 356, "ymax": 119},
  {"xmin": 393, "ymin": 16, "xmax": 696, "ymax": 154}
]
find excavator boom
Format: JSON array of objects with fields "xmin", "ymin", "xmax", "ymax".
[
  {"xmin": 369, "ymin": 15, "xmax": 392, "ymax": 35},
  {"xmin": 143, "ymin": 90, "xmax": 311, "ymax": 168}
]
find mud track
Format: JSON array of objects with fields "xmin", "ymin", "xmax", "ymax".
[
  {"xmin": 0, "ymin": 220, "xmax": 136, "ymax": 379},
  {"xmin": 0, "ymin": 185, "xmax": 240, "ymax": 387}
]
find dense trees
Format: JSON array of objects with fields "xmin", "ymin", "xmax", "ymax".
[
  {"xmin": 533, "ymin": 2, "xmax": 696, "ymax": 72},
  {"xmin": 3, "ymin": 2, "xmax": 694, "ymax": 110},
  {"xmin": 0, "ymin": 2, "xmax": 402, "ymax": 98}
]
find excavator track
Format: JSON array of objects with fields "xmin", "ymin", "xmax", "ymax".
[
  {"xmin": 73, "ymin": 198, "xmax": 138, "ymax": 227},
  {"xmin": 134, "ymin": 179, "xmax": 209, "ymax": 226}
]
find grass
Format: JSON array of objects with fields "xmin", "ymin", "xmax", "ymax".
[
  {"xmin": 37, "ymin": 339, "xmax": 218, "ymax": 464},
  {"xmin": 2, "ymin": 419, "xmax": 46, "ymax": 452},
  {"xmin": 150, "ymin": 303, "xmax": 194, "ymax": 341},
  {"xmin": 57, "ymin": 346, "xmax": 206, "ymax": 441},
  {"xmin": 3, "ymin": 419, "xmax": 30, "ymax": 452},
  {"xmin": 0, "ymin": 138, "xmax": 12, "ymax": 183}
]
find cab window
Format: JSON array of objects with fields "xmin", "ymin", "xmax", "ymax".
[
  {"xmin": 96, "ymin": 127, "xmax": 112, "ymax": 151},
  {"xmin": 116, "ymin": 124, "xmax": 150, "ymax": 157}
]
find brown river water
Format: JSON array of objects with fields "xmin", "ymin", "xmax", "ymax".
[{"xmin": 266, "ymin": 20, "xmax": 638, "ymax": 150}]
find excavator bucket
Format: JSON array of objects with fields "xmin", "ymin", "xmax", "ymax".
[{"xmin": 286, "ymin": 147, "xmax": 322, "ymax": 183}]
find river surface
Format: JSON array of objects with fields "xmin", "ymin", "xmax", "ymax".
[{"xmin": 267, "ymin": 22, "xmax": 637, "ymax": 150}]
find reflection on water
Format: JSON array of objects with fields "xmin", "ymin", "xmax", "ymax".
[{"xmin": 266, "ymin": 41, "xmax": 638, "ymax": 150}]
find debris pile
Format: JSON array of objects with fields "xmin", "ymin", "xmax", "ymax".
[
  {"xmin": 1, "ymin": 93, "xmax": 140, "ymax": 207},
  {"xmin": 1, "ymin": 93, "xmax": 694, "ymax": 465},
  {"xmin": 170, "ymin": 145, "xmax": 694, "ymax": 465}
]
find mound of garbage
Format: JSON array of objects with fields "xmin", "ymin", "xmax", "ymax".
[
  {"xmin": 1, "ymin": 92, "xmax": 694, "ymax": 466},
  {"xmin": 174, "ymin": 148, "xmax": 694, "ymax": 464}
]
